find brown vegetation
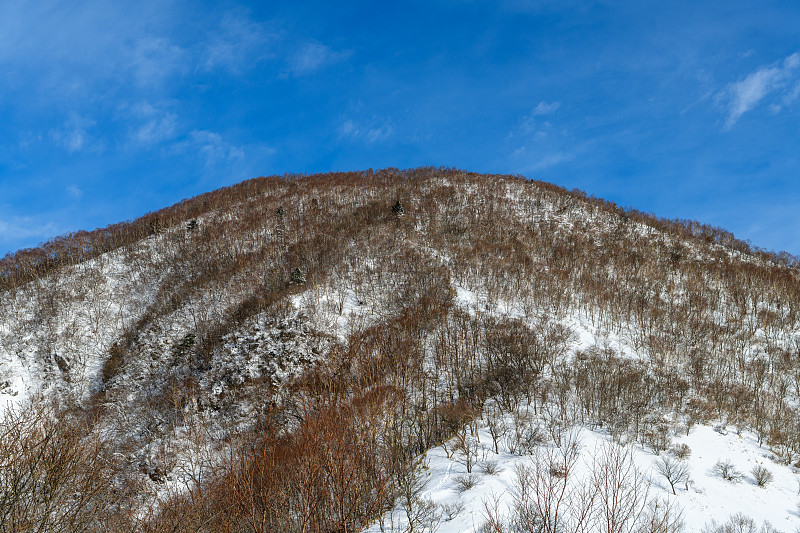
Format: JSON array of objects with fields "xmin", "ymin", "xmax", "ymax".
[{"xmin": 2, "ymin": 167, "xmax": 800, "ymax": 531}]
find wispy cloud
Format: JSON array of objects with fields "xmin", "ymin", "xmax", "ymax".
[
  {"xmin": 0, "ymin": 4, "xmax": 280, "ymax": 106},
  {"xmin": 66, "ymin": 185, "xmax": 83, "ymax": 199},
  {"xmin": 511, "ymin": 101, "xmax": 562, "ymax": 139},
  {"xmin": 500, "ymin": 0, "xmax": 590, "ymax": 13},
  {"xmin": 533, "ymin": 101, "xmax": 561, "ymax": 115},
  {"xmin": 0, "ymin": 215, "xmax": 62, "ymax": 246},
  {"xmin": 49, "ymin": 115, "xmax": 102, "ymax": 154},
  {"xmin": 202, "ymin": 10, "xmax": 276, "ymax": 73},
  {"xmin": 177, "ymin": 130, "xmax": 245, "ymax": 166},
  {"xmin": 781, "ymin": 81, "xmax": 800, "ymax": 107},
  {"xmin": 123, "ymin": 102, "xmax": 178, "ymax": 147},
  {"xmin": 288, "ymin": 42, "xmax": 350, "ymax": 76},
  {"xmin": 0, "ymin": 2, "xmax": 176, "ymax": 96},
  {"xmin": 509, "ymin": 102, "xmax": 575, "ymax": 173},
  {"xmin": 129, "ymin": 36, "xmax": 187, "ymax": 87},
  {"xmin": 720, "ymin": 52, "xmax": 800, "ymax": 128},
  {"xmin": 511, "ymin": 147, "xmax": 573, "ymax": 172},
  {"xmin": 339, "ymin": 117, "xmax": 393, "ymax": 143}
]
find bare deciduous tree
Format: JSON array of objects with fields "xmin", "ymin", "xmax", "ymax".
[
  {"xmin": 592, "ymin": 442, "xmax": 650, "ymax": 533},
  {"xmin": 655, "ymin": 456, "xmax": 691, "ymax": 495}
]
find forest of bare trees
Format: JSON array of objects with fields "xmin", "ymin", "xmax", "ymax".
[{"xmin": 1, "ymin": 168, "xmax": 799, "ymax": 532}]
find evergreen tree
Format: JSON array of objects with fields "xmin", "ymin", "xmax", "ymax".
[{"xmin": 290, "ymin": 267, "xmax": 306, "ymax": 284}]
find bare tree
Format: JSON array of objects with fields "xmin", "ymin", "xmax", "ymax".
[
  {"xmin": 654, "ymin": 456, "xmax": 690, "ymax": 495},
  {"xmin": 512, "ymin": 429, "xmax": 596, "ymax": 533},
  {"xmin": 636, "ymin": 498, "xmax": 684, "ymax": 533},
  {"xmin": 453, "ymin": 434, "xmax": 481, "ymax": 474},
  {"xmin": 484, "ymin": 403, "xmax": 508, "ymax": 455},
  {"xmin": 592, "ymin": 442, "xmax": 650, "ymax": 533},
  {"xmin": 395, "ymin": 455, "xmax": 442, "ymax": 533},
  {"xmin": 0, "ymin": 400, "xmax": 124, "ymax": 533}
]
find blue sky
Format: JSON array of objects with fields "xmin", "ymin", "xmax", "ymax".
[{"xmin": 1, "ymin": 0, "xmax": 799, "ymax": 257}]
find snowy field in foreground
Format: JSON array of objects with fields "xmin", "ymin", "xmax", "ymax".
[{"xmin": 365, "ymin": 420, "xmax": 800, "ymax": 532}]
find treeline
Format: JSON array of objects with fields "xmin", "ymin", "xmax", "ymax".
[
  {"xmin": 536, "ymin": 180, "xmax": 800, "ymax": 268},
  {"xmin": 4, "ymin": 167, "xmax": 796, "ymax": 291}
]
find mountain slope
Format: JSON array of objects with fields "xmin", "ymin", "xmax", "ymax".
[{"xmin": 1, "ymin": 168, "xmax": 799, "ymax": 532}]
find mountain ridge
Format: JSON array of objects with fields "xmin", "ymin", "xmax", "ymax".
[{"xmin": 3, "ymin": 168, "xmax": 797, "ymax": 293}]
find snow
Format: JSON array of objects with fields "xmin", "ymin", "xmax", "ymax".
[
  {"xmin": 0, "ymin": 248, "xmax": 144, "ymax": 411},
  {"xmin": 293, "ymin": 286, "xmax": 368, "ymax": 341},
  {"xmin": 3, "ymin": 173, "xmax": 800, "ymax": 531},
  {"xmin": 364, "ymin": 420, "xmax": 800, "ymax": 532},
  {"xmin": 676, "ymin": 425, "xmax": 799, "ymax": 528},
  {"xmin": 360, "ymin": 281, "xmax": 800, "ymax": 532}
]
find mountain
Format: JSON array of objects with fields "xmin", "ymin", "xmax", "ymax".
[{"xmin": 1, "ymin": 168, "xmax": 799, "ymax": 532}]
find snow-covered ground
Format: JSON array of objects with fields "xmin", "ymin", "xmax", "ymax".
[
  {"xmin": 365, "ymin": 420, "xmax": 800, "ymax": 532},
  {"xmin": 0, "ymin": 248, "xmax": 149, "ymax": 411},
  {"xmin": 358, "ymin": 281, "xmax": 800, "ymax": 532}
]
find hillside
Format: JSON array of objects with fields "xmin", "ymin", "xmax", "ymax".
[{"xmin": 1, "ymin": 168, "xmax": 800, "ymax": 532}]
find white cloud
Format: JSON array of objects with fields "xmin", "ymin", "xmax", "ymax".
[
  {"xmin": 289, "ymin": 42, "xmax": 350, "ymax": 76},
  {"xmin": 123, "ymin": 102, "xmax": 178, "ymax": 147},
  {"xmin": 130, "ymin": 36, "xmax": 187, "ymax": 87},
  {"xmin": 202, "ymin": 10, "xmax": 275, "ymax": 73},
  {"xmin": 180, "ymin": 130, "xmax": 245, "ymax": 166},
  {"xmin": 533, "ymin": 101, "xmax": 560, "ymax": 115},
  {"xmin": 782, "ymin": 81, "xmax": 800, "ymax": 106},
  {"xmin": 49, "ymin": 115, "xmax": 102, "ymax": 154},
  {"xmin": 132, "ymin": 115, "xmax": 177, "ymax": 147},
  {"xmin": 0, "ymin": 3, "xmax": 278, "ymax": 108},
  {"xmin": 509, "ymin": 102, "xmax": 573, "ymax": 171},
  {"xmin": 66, "ymin": 185, "xmax": 83, "ymax": 199},
  {"xmin": 511, "ymin": 147, "xmax": 573, "ymax": 171},
  {"xmin": 0, "ymin": 2, "xmax": 183, "ymax": 96},
  {"xmin": 56, "ymin": 129, "xmax": 87, "ymax": 153},
  {"xmin": 0, "ymin": 216, "xmax": 61, "ymax": 244},
  {"xmin": 511, "ymin": 101, "xmax": 561, "ymax": 139},
  {"xmin": 339, "ymin": 117, "xmax": 393, "ymax": 143},
  {"xmin": 533, "ymin": 151, "xmax": 572, "ymax": 169},
  {"xmin": 501, "ymin": 0, "xmax": 588, "ymax": 13},
  {"xmin": 721, "ymin": 52, "xmax": 800, "ymax": 128}
]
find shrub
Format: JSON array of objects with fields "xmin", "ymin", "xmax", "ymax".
[
  {"xmin": 641, "ymin": 415, "xmax": 672, "ymax": 454},
  {"xmin": 700, "ymin": 512, "xmax": 779, "ymax": 533},
  {"xmin": 453, "ymin": 434, "xmax": 481, "ymax": 473},
  {"xmin": 638, "ymin": 498, "xmax": 684, "ymax": 533},
  {"xmin": 0, "ymin": 401, "xmax": 124, "ymax": 533},
  {"xmin": 670, "ymin": 443, "xmax": 692, "ymax": 461},
  {"xmin": 505, "ymin": 411, "xmax": 546, "ymax": 456},
  {"xmin": 441, "ymin": 500, "xmax": 465, "ymax": 521},
  {"xmin": 454, "ymin": 473, "xmax": 481, "ymax": 492},
  {"xmin": 481, "ymin": 459, "xmax": 500, "ymax": 475},
  {"xmin": 751, "ymin": 465, "xmax": 773, "ymax": 487},
  {"xmin": 712, "ymin": 459, "xmax": 743, "ymax": 483}
]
